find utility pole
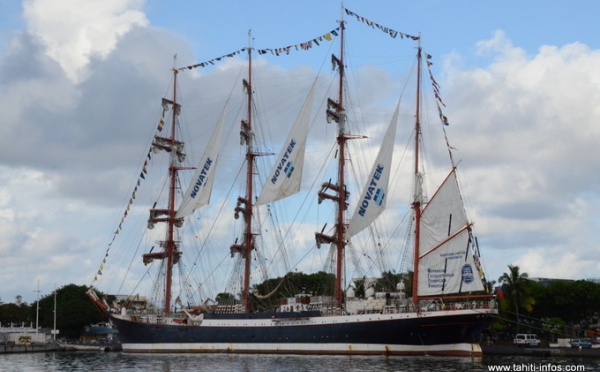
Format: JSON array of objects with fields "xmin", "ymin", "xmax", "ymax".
[
  {"xmin": 34, "ymin": 279, "xmax": 40, "ymax": 334},
  {"xmin": 53, "ymin": 286, "xmax": 57, "ymax": 341}
]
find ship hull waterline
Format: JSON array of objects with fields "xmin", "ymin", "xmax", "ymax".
[{"xmin": 110, "ymin": 308, "xmax": 497, "ymax": 356}]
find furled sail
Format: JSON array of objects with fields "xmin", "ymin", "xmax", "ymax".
[
  {"xmin": 256, "ymin": 82, "xmax": 316, "ymax": 205},
  {"xmin": 417, "ymin": 170, "xmax": 485, "ymax": 296},
  {"xmin": 175, "ymin": 106, "xmax": 226, "ymax": 218},
  {"xmin": 346, "ymin": 100, "xmax": 400, "ymax": 238}
]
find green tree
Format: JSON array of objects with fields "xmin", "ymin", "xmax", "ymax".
[
  {"xmin": 0, "ymin": 303, "xmax": 33, "ymax": 325},
  {"xmin": 379, "ymin": 271, "xmax": 405, "ymax": 292},
  {"xmin": 536, "ymin": 280, "xmax": 600, "ymax": 322},
  {"xmin": 215, "ymin": 292, "xmax": 236, "ymax": 305},
  {"xmin": 250, "ymin": 271, "xmax": 336, "ymax": 311},
  {"xmin": 498, "ymin": 265, "xmax": 535, "ymax": 332},
  {"xmin": 31, "ymin": 284, "xmax": 105, "ymax": 339},
  {"xmin": 404, "ymin": 271, "xmax": 413, "ymax": 299}
]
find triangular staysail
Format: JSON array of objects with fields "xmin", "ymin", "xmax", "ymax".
[
  {"xmin": 175, "ymin": 105, "xmax": 226, "ymax": 218},
  {"xmin": 256, "ymin": 82, "xmax": 316, "ymax": 205},
  {"xmin": 346, "ymin": 100, "xmax": 400, "ymax": 238},
  {"xmin": 417, "ymin": 170, "xmax": 485, "ymax": 296}
]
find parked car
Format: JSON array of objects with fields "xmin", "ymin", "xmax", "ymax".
[
  {"xmin": 513, "ymin": 334, "xmax": 541, "ymax": 347},
  {"xmin": 570, "ymin": 338, "xmax": 592, "ymax": 348}
]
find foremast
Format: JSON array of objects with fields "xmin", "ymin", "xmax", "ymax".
[
  {"xmin": 230, "ymin": 33, "xmax": 258, "ymax": 311},
  {"xmin": 314, "ymin": 19, "xmax": 350, "ymax": 309},
  {"xmin": 143, "ymin": 67, "xmax": 186, "ymax": 316}
]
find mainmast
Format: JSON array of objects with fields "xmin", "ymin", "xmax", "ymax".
[
  {"xmin": 315, "ymin": 19, "xmax": 348, "ymax": 309},
  {"xmin": 231, "ymin": 32, "xmax": 256, "ymax": 311},
  {"xmin": 411, "ymin": 41, "xmax": 423, "ymax": 305}
]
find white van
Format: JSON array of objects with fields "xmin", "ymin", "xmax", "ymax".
[{"xmin": 513, "ymin": 334, "xmax": 541, "ymax": 347}]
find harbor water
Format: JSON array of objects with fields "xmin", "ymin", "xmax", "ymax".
[{"xmin": 2, "ymin": 352, "xmax": 600, "ymax": 372}]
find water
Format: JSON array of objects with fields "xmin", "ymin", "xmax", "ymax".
[{"xmin": 2, "ymin": 353, "xmax": 600, "ymax": 372}]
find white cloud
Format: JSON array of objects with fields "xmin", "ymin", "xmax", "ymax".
[
  {"xmin": 445, "ymin": 32, "xmax": 600, "ymax": 281},
  {"xmin": 0, "ymin": 166, "xmax": 109, "ymax": 300},
  {"xmin": 22, "ymin": 0, "xmax": 148, "ymax": 82}
]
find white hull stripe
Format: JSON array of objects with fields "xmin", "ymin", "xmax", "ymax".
[{"xmin": 121, "ymin": 342, "xmax": 483, "ymax": 356}]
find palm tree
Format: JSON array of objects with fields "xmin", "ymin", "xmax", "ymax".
[{"xmin": 498, "ymin": 265, "xmax": 535, "ymax": 332}]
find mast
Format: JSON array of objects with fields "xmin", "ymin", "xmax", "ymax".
[
  {"xmin": 144, "ymin": 65, "xmax": 184, "ymax": 316},
  {"xmin": 231, "ymin": 31, "xmax": 256, "ymax": 311},
  {"xmin": 164, "ymin": 67, "xmax": 178, "ymax": 315},
  {"xmin": 334, "ymin": 21, "xmax": 347, "ymax": 309},
  {"xmin": 315, "ymin": 18, "xmax": 347, "ymax": 309},
  {"xmin": 411, "ymin": 40, "xmax": 423, "ymax": 305}
]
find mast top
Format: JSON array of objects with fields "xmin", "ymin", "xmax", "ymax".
[{"xmin": 247, "ymin": 30, "xmax": 254, "ymax": 51}]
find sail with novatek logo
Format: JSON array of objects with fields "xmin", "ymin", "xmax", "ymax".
[
  {"xmin": 176, "ymin": 104, "xmax": 226, "ymax": 218},
  {"xmin": 346, "ymin": 100, "xmax": 400, "ymax": 238},
  {"xmin": 256, "ymin": 82, "xmax": 315, "ymax": 206}
]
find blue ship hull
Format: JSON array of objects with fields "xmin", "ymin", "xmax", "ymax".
[{"xmin": 110, "ymin": 308, "xmax": 496, "ymax": 356}]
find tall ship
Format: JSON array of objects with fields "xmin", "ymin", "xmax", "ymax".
[{"xmin": 87, "ymin": 8, "xmax": 497, "ymax": 356}]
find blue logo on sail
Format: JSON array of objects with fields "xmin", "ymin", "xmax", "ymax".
[
  {"xmin": 190, "ymin": 157, "xmax": 213, "ymax": 199},
  {"xmin": 358, "ymin": 164, "xmax": 385, "ymax": 217},
  {"xmin": 284, "ymin": 161, "xmax": 294, "ymax": 178},
  {"xmin": 461, "ymin": 264, "xmax": 474, "ymax": 284},
  {"xmin": 374, "ymin": 188, "xmax": 384, "ymax": 206},
  {"xmin": 271, "ymin": 139, "xmax": 297, "ymax": 184}
]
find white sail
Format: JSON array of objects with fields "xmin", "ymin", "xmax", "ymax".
[
  {"xmin": 417, "ymin": 169, "xmax": 485, "ymax": 296},
  {"xmin": 346, "ymin": 100, "xmax": 400, "ymax": 238},
  {"xmin": 256, "ymin": 82, "xmax": 316, "ymax": 205},
  {"xmin": 175, "ymin": 106, "xmax": 226, "ymax": 218}
]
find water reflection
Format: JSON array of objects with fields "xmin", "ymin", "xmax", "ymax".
[{"xmin": 3, "ymin": 352, "xmax": 600, "ymax": 372}]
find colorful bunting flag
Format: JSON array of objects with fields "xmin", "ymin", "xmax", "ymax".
[
  {"xmin": 425, "ymin": 52, "xmax": 450, "ymax": 126},
  {"xmin": 343, "ymin": 7, "xmax": 419, "ymax": 41},
  {"xmin": 177, "ymin": 28, "xmax": 340, "ymax": 72}
]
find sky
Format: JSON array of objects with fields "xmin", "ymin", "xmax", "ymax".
[{"xmin": 1, "ymin": 0, "xmax": 600, "ymax": 304}]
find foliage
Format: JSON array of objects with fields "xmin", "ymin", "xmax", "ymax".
[
  {"xmin": 379, "ymin": 271, "xmax": 407, "ymax": 292},
  {"xmin": 498, "ymin": 264, "xmax": 535, "ymax": 333},
  {"xmin": 250, "ymin": 271, "xmax": 415, "ymax": 312},
  {"xmin": 0, "ymin": 303, "xmax": 33, "ymax": 325},
  {"xmin": 496, "ymin": 265, "xmax": 535, "ymax": 334},
  {"xmin": 215, "ymin": 292, "xmax": 236, "ymax": 305},
  {"xmin": 353, "ymin": 271, "xmax": 412, "ymax": 297},
  {"xmin": 494, "ymin": 265, "xmax": 600, "ymax": 338},
  {"xmin": 532, "ymin": 280, "xmax": 600, "ymax": 321},
  {"xmin": 499, "ymin": 265, "xmax": 535, "ymax": 313},
  {"xmin": 251, "ymin": 271, "xmax": 335, "ymax": 311},
  {"xmin": 31, "ymin": 284, "xmax": 105, "ymax": 339}
]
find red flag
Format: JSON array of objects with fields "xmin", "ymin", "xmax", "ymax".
[{"xmin": 496, "ymin": 287, "xmax": 505, "ymax": 301}]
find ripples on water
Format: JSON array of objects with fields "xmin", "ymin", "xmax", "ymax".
[{"xmin": 3, "ymin": 352, "xmax": 600, "ymax": 372}]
